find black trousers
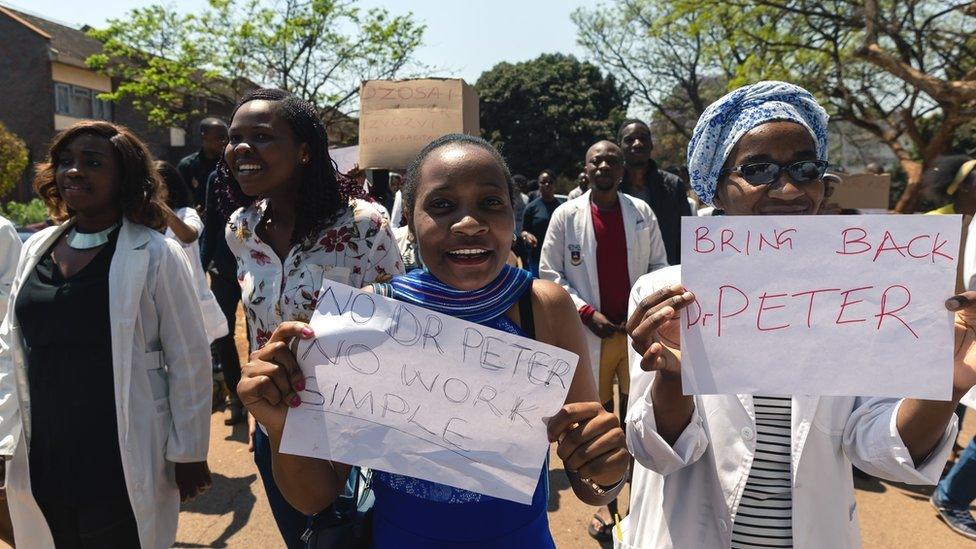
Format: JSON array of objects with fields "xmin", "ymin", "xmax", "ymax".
[{"xmin": 210, "ymin": 271, "xmax": 243, "ymax": 398}]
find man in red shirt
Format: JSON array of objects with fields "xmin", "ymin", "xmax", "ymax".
[{"xmin": 540, "ymin": 140, "xmax": 669, "ymax": 540}]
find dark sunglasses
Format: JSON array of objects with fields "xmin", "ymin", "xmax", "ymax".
[{"xmin": 721, "ymin": 160, "xmax": 828, "ymax": 186}]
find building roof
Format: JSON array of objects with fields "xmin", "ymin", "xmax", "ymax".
[{"xmin": 0, "ymin": 6, "xmax": 102, "ymax": 67}]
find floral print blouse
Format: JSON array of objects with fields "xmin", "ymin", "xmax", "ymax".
[{"xmin": 226, "ymin": 198, "xmax": 404, "ymax": 350}]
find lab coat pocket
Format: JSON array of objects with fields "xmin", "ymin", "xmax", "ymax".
[
  {"xmin": 144, "ymin": 350, "xmax": 169, "ymax": 414},
  {"xmin": 635, "ymin": 227, "xmax": 651, "ymax": 248}
]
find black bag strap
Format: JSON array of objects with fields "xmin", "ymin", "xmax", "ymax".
[{"xmin": 518, "ymin": 284, "xmax": 536, "ymax": 340}]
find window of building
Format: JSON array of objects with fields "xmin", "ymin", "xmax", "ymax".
[
  {"xmin": 54, "ymin": 83, "xmax": 71, "ymax": 115},
  {"xmin": 54, "ymin": 82, "xmax": 113, "ymax": 121}
]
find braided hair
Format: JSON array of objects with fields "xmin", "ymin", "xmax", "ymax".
[
  {"xmin": 214, "ymin": 88, "xmax": 366, "ymax": 244},
  {"xmin": 402, "ymin": 133, "xmax": 514, "ymax": 220}
]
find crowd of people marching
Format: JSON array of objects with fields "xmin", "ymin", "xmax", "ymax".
[{"xmin": 0, "ymin": 80, "xmax": 975, "ymax": 549}]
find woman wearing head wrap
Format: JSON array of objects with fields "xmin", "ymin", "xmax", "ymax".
[{"xmin": 618, "ymin": 81, "xmax": 975, "ymax": 548}]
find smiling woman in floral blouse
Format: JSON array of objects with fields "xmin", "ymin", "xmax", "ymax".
[{"xmin": 214, "ymin": 88, "xmax": 403, "ymax": 548}]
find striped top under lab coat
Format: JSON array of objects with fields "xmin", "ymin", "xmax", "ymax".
[{"xmin": 731, "ymin": 395, "xmax": 793, "ymax": 548}]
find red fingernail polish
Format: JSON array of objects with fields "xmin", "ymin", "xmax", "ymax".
[
  {"xmin": 290, "ymin": 395, "xmax": 302, "ymax": 408},
  {"xmin": 296, "ymin": 379, "xmax": 306, "ymax": 392},
  {"xmin": 302, "ymin": 327, "xmax": 314, "ymax": 337}
]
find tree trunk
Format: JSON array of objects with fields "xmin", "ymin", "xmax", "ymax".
[{"xmin": 893, "ymin": 155, "xmax": 924, "ymax": 213}]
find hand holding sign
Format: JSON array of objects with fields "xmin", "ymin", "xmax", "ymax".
[
  {"xmin": 238, "ymin": 321, "xmax": 315, "ymax": 435},
  {"xmin": 627, "ymin": 284, "xmax": 696, "ymax": 375},
  {"xmin": 948, "ymin": 292, "xmax": 976, "ymax": 398}
]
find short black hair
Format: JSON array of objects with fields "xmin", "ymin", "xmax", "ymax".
[
  {"xmin": 617, "ymin": 118, "xmax": 651, "ymax": 143},
  {"xmin": 923, "ymin": 155, "xmax": 976, "ymax": 201},
  {"xmin": 403, "ymin": 133, "xmax": 514, "ymax": 220},
  {"xmin": 539, "ymin": 169, "xmax": 557, "ymax": 180},
  {"xmin": 199, "ymin": 117, "xmax": 228, "ymax": 135}
]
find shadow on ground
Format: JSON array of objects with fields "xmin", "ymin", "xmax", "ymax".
[{"xmin": 175, "ymin": 472, "xmax": 258, "ymax": 548}]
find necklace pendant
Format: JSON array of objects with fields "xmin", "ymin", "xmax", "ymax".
[{"xmin": 67, "ymin": 221, "xmax": 121, "ymax": 250}]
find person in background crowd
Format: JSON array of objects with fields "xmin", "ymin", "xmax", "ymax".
[
  {"xmin": 155, "ymin": 160, "xmax": 229, "ymax": 344},
  {"xmin": 568, "ymin": 171, "xmax": 589, "ymax": 200},
  {"xmin": 392, "ymin": 224, "xmax": 423, "ymax": 272},
  {"xmin": 513, "ymin": 173, "xmax": 529, "ymax": 234},
  {"xmin": 237, "ymin": 133, "xmax": 629, "ymax": 548},
  {"xmin": 928, "ymin": 155, "xmax": 976, "ymax": 541},
  {"xmin": 0, "ymin": 120, "xmax": 212, "ymax": 548},
  {"xmin": 386, "ymin": 171, "xmax": 404, "ymax": 222},
  {"xmin": 527, "ymin": 178, "xmax": 541, "ymax": 201},
  {"xmin": 0, "ymin": 214, "xmax": 21, "ymax": 321},
  {"xmin": 521, "ymin": 169, "xmax": 565, "ymax": 277},
  {"xmin": 540, "ymin": 140, "xmax": 668, "ymax": 540},
  {"xmin": 865, "ymin": 161, "xmax": 886, "ymax": 175},
  {"xmin": 618, "ymin": 119, "xmax": 692, "ymax": 265},
  {"xmin": 202, "ymin": 175, "xmax": 247, "ymax": 426},
  {"xmin": 622, "ymin": 80, "xmax": 970, "ymax": 549},
  {"xmin": 925, "ymin": 155, "xmax": 976, "ymax": 217},
  {"xmin": 214, "ymin": 88, "xmax": 403, "ymax": 548},
  {"xmin": 179, "ymin": 117, "xmax": 229, "ymax": 208},
  {"xmin": 388, "ymin": 171, "xmax": 406, "ymax": 228}
]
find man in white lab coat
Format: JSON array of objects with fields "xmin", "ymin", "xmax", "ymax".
[{"xmin": 540, "ymin": 140, "xmax": 668, "ymax": 539}]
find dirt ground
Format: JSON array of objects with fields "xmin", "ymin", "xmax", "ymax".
[{"xmin": 171, "ymin": 408, "xmax": 976, "ymax": 548}]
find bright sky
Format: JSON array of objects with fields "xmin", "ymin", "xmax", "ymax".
[{"xmin": 4, "ymin": 0, "xmax": 592, "ymax": 84}]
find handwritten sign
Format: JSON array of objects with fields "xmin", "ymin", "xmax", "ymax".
[
  {"xmin": 279, "ymin": 280, "xmax": 577, "ymax": 504},
  {"xmin": 680, "ymin": 215, "xmax": 961, "ymax": 399},
  {"xmin": 358, "ymin": 78, "xmax": 480, "ymax": 170}
]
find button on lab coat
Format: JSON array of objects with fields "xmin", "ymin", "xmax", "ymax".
[
  {"xmin": 0, "ymin": 219, "xmax": 212, "ymax": 549},
  {"xmin": 618, "ymin": 266, "xmax": 956, "ymax": 549}
]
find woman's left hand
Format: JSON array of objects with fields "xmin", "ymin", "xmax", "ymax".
[
  {"xmin": 947, "ymin": 291, "xmax": 976, "ymax": 397},
  {"xmin": 547, "ymin": 402, "xmax": 629, "ymax": 486},
  {"xmin": 174, "ymin": 461, "xmax": 213, "ymax": 502}
]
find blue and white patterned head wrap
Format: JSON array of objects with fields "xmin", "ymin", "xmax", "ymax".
[{"xmin": 687, "ymin": 81, "xmax": 829, "ymax": 205}]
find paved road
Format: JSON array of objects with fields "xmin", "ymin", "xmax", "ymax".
[{"xmin": 170, "ymin": 406, "xmax": 976, "ymax": 548}]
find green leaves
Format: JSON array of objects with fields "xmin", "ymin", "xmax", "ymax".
[
  {"xmin": 0, "ymin": 122, "xmax": 28, "ymax": 200},
  {"xmin": 84, "ymin": 0, "xmax": 425, "ymax": 130},
  {"xmin": 476, "ymin": 54, "xmax": 628, "ymax": 178}
]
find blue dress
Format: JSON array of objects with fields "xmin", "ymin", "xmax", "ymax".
[{"xmin": 370, "ymin": 268, "xmax": 555, "ymax": 548}]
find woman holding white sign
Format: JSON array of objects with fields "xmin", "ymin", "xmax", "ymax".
[
  {"xmin": 620, "ymin": 81, "xmax": 976, "ymax": 548},
  {"xmin": 239, "ymin": 133, "xmax": 630, "ymax": 547}
]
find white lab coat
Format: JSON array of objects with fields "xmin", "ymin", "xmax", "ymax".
[
  {"xmin": 0, "ymin": 215, "xmax": 22, "ymax": 321},
  {"xmin": 0, "ymin": 219, "xmax": 212, "ymax": 549},
  {"xmin": 390, "ymin": 190, "xmax": 404, "ymax": 229},
  {"xmin": 168, "ymin": 207, "xmax": 228, "ymax": 343},
  {"xmin": 619, "ymin": 266, "xmax": 956, "ymax": 549},
  {"xmin": 539, "ymin": 190, "xmax": 668, "ymax": 380}
]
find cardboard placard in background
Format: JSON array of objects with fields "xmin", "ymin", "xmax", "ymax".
[
  {"xmin": 358, "ymin": 78, "xmax": 480, "ymax": 170},
  {"xmin": 831, "ymin": 173, "xmax": 891, "ymax": 210}
]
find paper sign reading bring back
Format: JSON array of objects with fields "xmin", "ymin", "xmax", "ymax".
[
  {"xmin": 680, "ymin": 215, "xmax": 961, "ymax": 399},
  {"xmin": 278, "ymin": 280, "xmax": 577, "ymax": 504}
]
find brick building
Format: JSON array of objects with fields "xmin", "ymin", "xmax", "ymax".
[{"xmin": 0, "ymin": 5, "xmax": 234, "ymax": 201}]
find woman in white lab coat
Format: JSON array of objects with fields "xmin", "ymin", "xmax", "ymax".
[
  {"xmin": 0, "ymin": 121, "xmax": 213, "ymax": 549},
  {"xmin": 620, "ymin": 81, "xmax": 974, "ymax": 548},
  {"xmin": 155, "ymin": 160, "xmax": 229, "ymax": 344}
]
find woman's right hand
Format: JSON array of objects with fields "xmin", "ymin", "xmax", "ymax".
[
  {"xmin": 237, "ymin": 321, "xmax": 315, "ymax": 435},
  {"xmin": 626, "ymin": 284, "xmax": 695, "ymax": 375}
]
